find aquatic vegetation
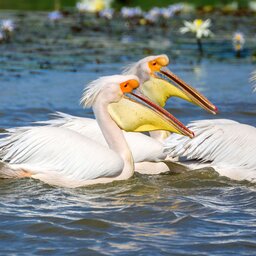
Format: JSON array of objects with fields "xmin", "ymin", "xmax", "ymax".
[
  {"xmin": 0, "ymin": 6, "xmax": 255, "ymax": 63},
  {"xmin": 76, "ymin": 0, "xmax": 113, "ymax": 13},
  {"xmin": 0, "ymin": 31, "xmax": 4, "ymax": 42},
  {"xmin": 142, "ymin": 7, "xmax": 160, "ymax": 24},
  {"xmin": 1, "ymin": 19, "xmax": 14, "ymax": 42},
  {"xmin": 48, "ymin": 10, "xmax": 63, "ymax": 22},
  {"xmin": 147, "ymin": 7, "xmax": 163, "ymax": 19},
  {"xmin": 147, "ymin": 5, "xmax": 182, "ymax": 20},
  {"xmin": 181, "ymin": 3, "xmax": 196, "ymax": 13},
  {"xmin": 180, "ymin": 19, "xmax": 213, "ymax": 55},
  {"xmin": 76, "ymin": 1, "xmax": 88, "ymax": 13},
  {"xmin": 141, "ymin": 4, "xmax": 183, "ymax": 26},
  {"xmin": 161, "ymin": 8, "xmax": 174, "ymax": 19},
  {"xmin": 168, "ymin": 3, "xmax": 184, "ymax": 13},
  {"xmin": 142, "ymin": 13, "xmax": 157, "ymax": 24},
  {"xmin": 180, "ymin": 19, "xmax": 213, "ymax": 39},
  {"xmin": 120, "ymin": 7, "xmax": 143, "ymax": 19},
  {"xmin": 99, "ymin": 8, "xmax": 114, "ymax": 20},
  {"xmin": 232, "ymin": 32, "xmax": 245, "ymax": 57},
  {"xmin": 222, "ymin": 1, "xmax": 239, "ymax": 12},
  {"xmin": 120, "ymin": 6, "xmax": 143, "ymax": 28},
  {"xmin": 162, "ymin": 3, "xmax": 184, "ymax": 18},
  {"xmin": 73, "ymin": 2, "xmax": 188, "ymax": 27},
  {"xmin": 1, "ymin": 19, "xmax": 14, "ymax": 33}
]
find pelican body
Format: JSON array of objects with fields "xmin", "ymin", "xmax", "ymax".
[
  {"xmin": 163, "ymin": 70, "xmax": 256, "ymax": 182},
  {"xmin": 165, "ymin": 119, "xmax": 256, "ymax": 182},
  {"xmin": 22, "ymin": 56, "xmax": 253, "ymax": 183},
  {"xmin": 0, "ymin": 75, "xmax": 193, "ymax": 187},
  {"xmin": 23, "ymin": 54, "xmax": 217, "ymax": 170}
]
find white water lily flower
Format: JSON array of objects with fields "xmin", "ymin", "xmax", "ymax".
[
  {"xmin": 48, "ymin": 11, "xmax": 63, "ymax": 21},
  {"xmin": 161, "ymin": 7, "xmax": 174, "ymax": 19},
  {"xmin": 180, "ymin": 19, "xmax": 213, "ymax": 39},
  {"xmin": 99, "ymin": 8, "xmax": 114, "ymax": 19},
  {"xmin": 248, "ymin": 1, "xmax": 256, "ymax": 12},
  {"xmin": 143, "ymin": 7, "xmax": 164, "ymax": 23},
  {"xmin": 144, "ymin": 4, "xmax": 183, "ymax": 22},
  {"xmin": 76, "ymin": 2, "xmax": 88, "ymax": 12},
  {"xmin": 143, "ymin": 8, "xmax": 160, "ymax": 23},
  {"xmin": 232, "ymin": 32, "xmax": 245, "ymax": 51},
  {"xmin": 121, "ymin": 7, "xmax": 143, "ymax": 18},
  {"xmin": 143, "ymin": 12, "xmax": 158, "ymax": 23},
  {"xmin": 147, "ymin": 7, "xmax": 162, "ymax": 19},
  {"xmin": 168, "ymin": 3, "xmax": 185, "ymax": 13},
  {"xmin": 158, "ymin": 4, "xmax": 184, "ymax": 19},
  {"xmin": 1, "ymin": 19, "xmax": 14, "ymax": 33},
  {"xmin": 76, "ymin": 0, "xmax": 112, "ymax": 13}
]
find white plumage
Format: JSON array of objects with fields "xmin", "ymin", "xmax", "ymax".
[
  {"xmin": 0, "ymin": 74, "xmax": 149, "ymax": 187},
  {"xmin": 4, "ymin": 48, "xmax": 253, "ymax": 187},
  {"xmin": 33, "ymin": 112, "xmax": 166, "ymax": 163},
  {"xmin": 164, "ymin": 119, "xmax": 256, "ymax": 182},
  {"xmin": 122, "ymin": 54, "xmax": 168, "ymax": 84},
  {"xmin": 0, "ymin": 126, "xmax": 123, "ymax": 186},
  {"xmin": 81, "ymin": 75, "xmax": 132, "ymax": 107},
  {"xmin": 250, "ymin": 70, "xmax": 256, "ymax": 92},
  {"xmin": 1, "ymin": 73, "xmax": 188, "ymax": 187}
]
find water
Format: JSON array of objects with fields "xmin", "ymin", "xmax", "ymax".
[
  {"xmin": 0, "ymin": 177, "xmax": 255, "ymax": 255},
  {"xmin": 0, "ymin": 10, "xmax": 256, "ymax": 255}
]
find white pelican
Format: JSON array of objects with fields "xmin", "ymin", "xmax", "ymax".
[
  {"xmin": 163, "ymin": 71, "xmax": 256, "ymax": 182},
  {"xmin": 164, "ymin": 119, "xmax": 256, "ymax": 182},
  {"xmin": 28, "ymin": 54, "xmax": 217, "ymax": 167},
  {"xmin": 0, "ymin": 74, "xmax": 193, "ymax": 187}
]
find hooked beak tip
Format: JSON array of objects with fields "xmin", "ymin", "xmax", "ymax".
[
  {"xmin": 131, "ymin": 91, "xmax": 194, "ymax": 138},
  {"xmin": 210, "ymin": 106, "xmax": 218, "ymax": 115}
]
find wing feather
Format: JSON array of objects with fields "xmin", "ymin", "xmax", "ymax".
[
  {"xmin": 164, "ymin": 119, "xmax": 256, "ymax": 181},
  {"xmin": 32, "ymin": 112, "xmax": 166, "ymax": 162},
  {"xmin": 0, "ymin": 127, "xmax": 123, "ymax": 182}
]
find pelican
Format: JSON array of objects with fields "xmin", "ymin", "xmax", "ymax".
[
  {"xmin": 162, "ymin": 71, "xmax": 256, "ymax": 182},
  {"xmin": 164, "ymin": 119, "xmax": 256, "ymax": 182},
  {"xmin": 0, "ymin": 75, "xmax": 194, "ymax": 187},
  {"xmin": 27, "ymin": 54, "xmax": 217, "ymax": 170}
]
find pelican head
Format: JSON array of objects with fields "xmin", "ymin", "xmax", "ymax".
[
  {"xmin": 81, "ymin": 74, "xmax": 194, "ymax": 138},
  {"xmin": 123, "ymin": 54, "xmax": 218, "ymax": 114}
]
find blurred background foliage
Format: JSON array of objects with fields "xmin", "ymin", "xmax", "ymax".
[{"xmin": 0, "ymin": 0, "xmax": 251, "ymax": 10}]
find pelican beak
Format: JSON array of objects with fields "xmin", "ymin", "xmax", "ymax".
[
  {"xmin": 152, "ymin": 67, "xmax": 218, "ymax": 114},
  {"xmin": 108, "ymin": 91, "xmax": 194, "ymax": 138}
]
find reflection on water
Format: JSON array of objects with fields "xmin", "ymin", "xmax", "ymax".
[{"xmin": 0, "ymin": 10, "xmax": 256, "ymax": 255}]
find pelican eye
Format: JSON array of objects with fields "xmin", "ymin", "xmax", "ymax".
[{"xmin": 120, "ymin": 79, "xmax": 139, "ymax": 93}]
